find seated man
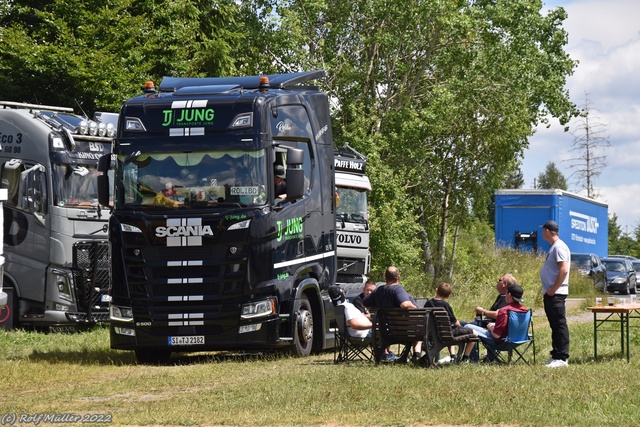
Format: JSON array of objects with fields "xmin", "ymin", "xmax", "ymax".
[
  {"xmin": 472, "ymin": 273, "xmax": 517, "ymax": 327},
  {"xmin": 363, "ymin": 266, "xmax": 421, "ymax": 361},
  {"xmin": 352, "ymin": 279, "xmax": 376, "ymax": 320},
  {"xmin": 462, "ymin": 273, "xmax": 516, "ymax": 361},
  {"xmin": 329, "ymin": 286, "xmax": 372, "ymax": 338},
  {"xmin": 466, "ymin": 284, "xmax": 528, "ymax": 361},
  {"xmin": 274, "ymin": 165, "xmax": 287, "ymax": 199},
  {"xmin": 424, "ymin": 282, "xmax": 478, "ymax": 363}
]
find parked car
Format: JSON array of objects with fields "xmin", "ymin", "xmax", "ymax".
[
  {"xmin": 633, "ymin": 261, "xmax": 640, "ymax": 281},
  {"xmin": 608, "ymin": 255, "xmax": 639, "ymax": 261},
  {"xmin": 601, "ymin": 257, "xmax": 637, "ymax": 295},
  {"xmin": 571, "ymin": 253, "xmax": 607, "ymax": 290}
]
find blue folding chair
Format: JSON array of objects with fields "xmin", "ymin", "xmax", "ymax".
[{"xmin": 482, "ymin": 309, "xmax": 535, "ymax": 365}]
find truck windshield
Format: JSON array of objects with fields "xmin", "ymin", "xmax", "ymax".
[
  {"xmin": 336, "ymin": 187, "xmax": 368, "ymax": 224},
  {"xmin": 119, "ymin": 149, "xmax": 267, "ymax": 209},
  {"xmin": 53, "ymin": 164, "xmax": 112, "ymax": 208}
]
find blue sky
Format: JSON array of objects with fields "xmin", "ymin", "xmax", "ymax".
[{"xmin": 523, "ymin": 0, "xmax": 640, "ymax": 233}]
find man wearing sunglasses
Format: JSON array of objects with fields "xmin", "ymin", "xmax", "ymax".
[{"xmin": 473, "ymin": 274, "xmax": 517, "ymax": 327}]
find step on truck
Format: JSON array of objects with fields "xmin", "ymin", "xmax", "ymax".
[
  {"xmin": 97, "ymin": 71, "xmax": 340, "ymax": 363},
  {"xmin": 0, "ymin": 102, "xmax": 114, "ymax": 330},
  {"xmin": 334, "ymin": 144, "xmax": 371, "ymax": 288}
]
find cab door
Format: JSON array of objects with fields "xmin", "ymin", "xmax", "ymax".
[{"xmin": 2, "ymin": 160, "xmax": 51, "ymax": 307}]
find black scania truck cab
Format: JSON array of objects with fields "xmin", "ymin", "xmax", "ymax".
[{"xmin": 97, "ymin": 71, "xmax": 338, "ymax": 363}]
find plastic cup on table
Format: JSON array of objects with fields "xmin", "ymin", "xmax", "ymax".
[
  {"xmin": 595, "ymin": 297, "xmax": 602, "ymax": 307},
  {"xmin": 608, "ymin": 296, "xmax": 615, "ymax": 306}
]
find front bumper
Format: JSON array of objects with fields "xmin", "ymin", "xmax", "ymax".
[{"xmin": 606, "ymin": 281, "xmax": 630, "ymax": 293}]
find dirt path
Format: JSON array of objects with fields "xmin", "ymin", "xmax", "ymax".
[
  {"xmin": 565, "ymin": 298, "xmax": 592, "ymax": 324},
  {"xmin": 531, "ymin": 297, "xmax": 592, "ymax": 324}
]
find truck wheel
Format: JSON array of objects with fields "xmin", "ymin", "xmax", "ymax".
[
  {"xmin": 292, "ymin": 294, "xmax": 314, "ymax": 357},
  {"xmin": 135, "ymin": 349, "xmax": 171, "ymax": 365}
]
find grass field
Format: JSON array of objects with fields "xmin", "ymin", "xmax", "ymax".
[
  {"xmin": 2, "ymin": 301, "xmax": 640, "ymax": 427},
  {"xmin": 0, "ymin": 242, "xmax": 627, "ymax": 426}
]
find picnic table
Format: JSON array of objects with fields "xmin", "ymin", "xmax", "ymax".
[{"xmin": 587, "ymin": 302, "xmax": 640, "ymax": 362}]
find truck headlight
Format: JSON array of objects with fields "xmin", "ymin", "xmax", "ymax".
[
  {"xmin": 110, "ymin": 305, "xmax": 134, "ymax": 322},
  {"xmin": 49, "ymin": 268, "xmax": 74, "ymax": 303},
  {"xmin": 228, "ymin": 219, "xmax": 251, "ymax": 231},
  {"xmin": 114, "ymin": 327, "xmax": 136, "ymax": 336},
  {"xmin": 121, "ymin": 223, "xmax": 142, "ymax": 233},
  {"xmin": 241, "ymin": 298, "xmax": 276, "ymax": 319}
]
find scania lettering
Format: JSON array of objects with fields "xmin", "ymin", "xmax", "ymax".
[
  {"xmin": 97, "ymin": 72, "xmax": 339, "ymax": 363},
  {"xmin": 0, "ymin": 101, "xmax": 114, "ymax": 329}
]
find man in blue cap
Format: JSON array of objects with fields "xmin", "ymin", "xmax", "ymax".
[{"xmin": 540, "ymin": 220, "xmax": 570, "ymax": 368}]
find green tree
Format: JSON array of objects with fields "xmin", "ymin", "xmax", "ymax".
[
  {"xmin": 0, "ymin": 0, "xmax": 245, "ymax": 113},
  {"xmin": 537, "ymin": 161, "xmax": 568, "ymax": 190},
  {"xmin": 609, "ymin": 213, "xmax": 634, "ymax": 255},
  {"xmin": 0, "ymin": 0, "xmax": 580, "ymax": 288},
  {"xmin": 504, "ymin": 167, "xmax": 525, "ymax": 190},
  {"xmin": 257, "ymin": 0, "xmax": 577, "ymax": 284}
]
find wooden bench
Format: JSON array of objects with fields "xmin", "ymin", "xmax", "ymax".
[
  {"xmin": 372, "ymin": 307, "xmax": 479, "ymax": 367},
  {"xmin": 423, "ymin": 308, "xmax": 479, "ymax": 365},
  {"xmin": 372, "ymin": 308, "xmax": 429, "ymax": 364}
]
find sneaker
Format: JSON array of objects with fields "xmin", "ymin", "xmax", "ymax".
[
  {"xmin": 449, "ymin": 354, "xmax": 458, "ymax": 364},
  {"xmin": 544, "ymin": 357, "xmax": 555, "ymax": 365},
  {"xmin": 437, "ymin": 355, "xmax": 451, "ymax": 364},
  {"xmin": 546, "ymin": 359, "xmax": 568, "ymax": 368},
  {"xmin": 382, "ymin": 352, "xmax": 398, "ymax": 362}
]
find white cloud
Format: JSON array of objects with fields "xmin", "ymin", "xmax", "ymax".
[{"xmin": 524, "ymin": 0, "xmax": 640, "ymax": 233}]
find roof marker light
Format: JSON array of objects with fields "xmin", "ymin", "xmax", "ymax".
[{"xmin": 143, "ymin": 81, "xmax": 156, "ymax": 93}]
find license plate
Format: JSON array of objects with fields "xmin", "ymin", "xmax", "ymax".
[{"xmin": 168, "ymin": 335, "xmax": 205, "ymax": 346}]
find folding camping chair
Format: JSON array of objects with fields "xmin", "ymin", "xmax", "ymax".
[
  {"xmin": 481, "ymin": 309, "xmax": 535, "ymax": 365},
  {"xmin": 333, "ymin": 304, "xmax": 373, "ymax": 363}
]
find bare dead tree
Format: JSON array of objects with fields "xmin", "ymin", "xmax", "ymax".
[{"xmin": 565, "ymin": 92, "xmax": 610, "ymax": 199}]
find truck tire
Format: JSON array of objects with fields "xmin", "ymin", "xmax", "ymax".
[
  {"xmin": 292, "ymin": 294, "xmax": 314, "ymax": 357},
  {"xmin": 135, "ymin": 348, "xmax": 171, "ymax": 365}
]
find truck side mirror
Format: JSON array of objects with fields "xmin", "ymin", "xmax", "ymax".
[
  {"xmin": 97, "ymin": 154, "xmax": 112, "ymax": 208},
  {"xmin": 286, "ymin": 169, "xmax": 304, "ymax": 200},
  {"xmin": 285, "ymin": 148, "xmax": 304, "ymax": 200},
  {"xmin": 19, "ymin": 164, "xmax": 46, "ymax": 214}
]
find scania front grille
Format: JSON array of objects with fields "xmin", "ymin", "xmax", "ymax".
[{"xmin": 124, "ymin": 243, "xmax": 248, "ymax": 299}]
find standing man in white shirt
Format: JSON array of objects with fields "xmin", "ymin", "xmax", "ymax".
[{"xmin": 539, "ymin": 220, "xmax": 570, "ymax": 368}]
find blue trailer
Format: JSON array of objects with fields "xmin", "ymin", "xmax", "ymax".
[{"xmin": 495, "ymin": 189, "xmax": 608, "ymax": 256}]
